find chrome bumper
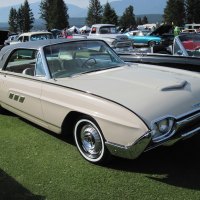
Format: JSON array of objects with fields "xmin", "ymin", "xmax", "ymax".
[
  {"xmin": 105, "ymin": 111, "xmax": 200, "ymax": 160},
  {"xmin": 105, "ymin": 132, "xmax": 151, "ymax": 160}
]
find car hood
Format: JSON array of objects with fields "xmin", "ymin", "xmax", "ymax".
[
  {"xmin": 56, "ymin": 64, "xmax": 200, "ymax": 127},
  {"xmin": 150, "ymin": 25, "xmax": 173, "ymax": 36}
]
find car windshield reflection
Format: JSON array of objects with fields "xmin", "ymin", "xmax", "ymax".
[{"xmin": 44, "ymin": 40, "xmax": 125, "ymax": 78}]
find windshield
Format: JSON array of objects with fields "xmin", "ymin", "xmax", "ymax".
[
  {"xmin": 30, "ymin": 33, "xmax": 53, "ymax": 41},
  {"xmin": 141, "ymin": 30, "xmax": 150, "ymax": 36},
  {"xmin": 99, "ymin": 26, "xmax": 117, "ymax": 34},
  {"xmin": 44, "ymin": 40, "xmax": 125, "ymax": 78},
  {"xmin": 179, "ymin": 34, "xmax": 200, "ymax": 57}
]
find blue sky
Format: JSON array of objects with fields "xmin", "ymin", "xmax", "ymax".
[{"xmin": 0, "ymin": 0, "xmax": 110, "ymax": 8}]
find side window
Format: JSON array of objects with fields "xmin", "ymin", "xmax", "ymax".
[
  {"xmin": 18, "ymin": 36, "xmax": 23, "ymax": 42},
  {"xmin": 4, "ymin": 49, "xmax": 37, "ymax": 75},
  {"xmin": 132, "ymin": 32, "xmax": 137, "ymax": 36},
  {"xmin": 35, "ymin": 53, "xmax": 46, "ymax": 77},
  {"xmin": 24, "ymin": 36, "xmax": 29, "ymax": 42}
]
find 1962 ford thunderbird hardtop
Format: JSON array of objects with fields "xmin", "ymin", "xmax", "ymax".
[{"xmin": 0, "ymin": 39, "xmax": 200, "ymax": 163}]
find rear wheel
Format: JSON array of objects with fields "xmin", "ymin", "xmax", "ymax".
[{"xmin": 74, "ymin": 116, "xmax": 109, "ymax": 163}]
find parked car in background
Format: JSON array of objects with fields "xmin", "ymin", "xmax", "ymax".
[
  {"xmin": 119, "ymin": 33, "xmax": 200, "ymax": 72},
  {"xmin": 125, "ymin": 30, "xmax": 161, "ymax": 47},
  {"xmin": 1, "ymin": 39, "xmax": 200, "ymax": 164},
  {"xmin": 184, "ymin": 23, "xmax": 200, "ymax": 30},
  {"xmin": 173, "ymin": 33, "xmax": 200, "ymax": 57},
  {"xmin": 87, "ymin": 24, "xmax": 133, "ymax": 52},
  {"xmin": 10, "ymin": 31, "xmax": 53, "ymax": 45},
  {"xmin": 181, "ymin": 29, "xmax": 200, "ymax": 33},
  {"xmin": 4, "ymin": 34, "xmax": 18, "ymax": 45}
]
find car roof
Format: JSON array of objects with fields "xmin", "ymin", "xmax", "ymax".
[
  {"xmin": 19, "ymin": 31, "xmax": 52, "ymax": 36},
  {"xmin": 0, "ymin": 38, "xmax": 106, "ymax": 55},
  {"xmin": 0, "ymin": 38, "xmax": 99, "ymax": 68},
  {"xmin": 1, "ymin": 38, "xmax": 87, "ymax": 52}
]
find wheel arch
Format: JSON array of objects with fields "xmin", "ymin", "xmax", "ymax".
[
  {"xmin": 61, "ymin": 111, "xmax": 102, "ymax": 138},
  {"xmin": 148, "ymin": 40, "xmax": 156, "ymax": 46}
]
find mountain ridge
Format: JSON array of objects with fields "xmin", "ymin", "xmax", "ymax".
[
  {"xmin": 0, "ymin": 14, "xmax": 163, "ymax": 30},
  {"xmin": 0, "ymin": 0, "xmax": 166, "ymax": 22}
]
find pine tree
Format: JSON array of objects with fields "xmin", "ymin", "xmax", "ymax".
[
  {"xmin": 22, "ymin": 0, "xmax": 34, "ymax": 32},
  {"xmin": 136, "ymin": 17, "xmax": 142, "ymax": 25},
  {"xmin": 86, "ymin": 0, "xmax": 103, "ymax": 26},
  {"xmin": 175, "ymin": 0, "xmax": 185, "ymax": 26},
  {"xmin": 8, "ymin": 7, "xmax": 18, "ymax": 33},
  {"xmin": 163, "ymin": 0, "xmax": 185, "ymax": 26},
  {"xmin": 164, "ymin": 0, "xmax": 176, "ymax": 25},
  {"xmin": 142, "ymin": 16, "xmax": 148, "ymax": 24},
  {"xmin": 40, "ymin": 0, "xmax": 69, "ymax": 30},
  {"xmin": 185, "ymin": 0, "xmax": 200, "ymax": 23},
  {"xmin": 17, "ymin": 5, "xmax": 24, "ymax": 33},
  {"xmin": 102, "ymin": 2, "xmax": 118, "ymax": 25},
  {"xmin": 119, "ymin": 5, "xmax": 136, "ymax": 30}
]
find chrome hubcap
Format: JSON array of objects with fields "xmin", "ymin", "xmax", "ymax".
[{"xmin": 80, "ymin": 124, "xmax": 102, "ymax": 158}]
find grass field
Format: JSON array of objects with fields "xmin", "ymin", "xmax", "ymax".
[{"xmin": 1, "ymin": 111, "xmax": 200, "ymax": 200}]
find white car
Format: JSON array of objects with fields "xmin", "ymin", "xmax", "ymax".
[
  {"xmin": 4, "ymin": 34, "xmax": 19, "ymax": 45},
  {"xmin": 88, "ymin": 24, "xmax": 133, "ymax": 52},
  {"xmin": 10, "ymin": 31, "xmax": 53, "ymax": 45},
  {"xmin": 1, "ymin": 39, "xmax": 200, "ymax": 163}
]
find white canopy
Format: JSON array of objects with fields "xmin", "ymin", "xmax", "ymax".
[
  {"xmin": 79, "ymin": 25, "xmax": 91, "ymax": 31},
  {"xmin": 68, "ymin": 26, "xmax": 80, "ymax": 33}
]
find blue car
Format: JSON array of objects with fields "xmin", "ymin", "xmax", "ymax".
[{"xmin": 125, "ymin": 30, "xmax": 161, "ymax": 47}]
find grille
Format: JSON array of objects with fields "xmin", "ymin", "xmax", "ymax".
[{"xmin": 176, "ymin": 112, "xmax": 200, "ymax": 136}]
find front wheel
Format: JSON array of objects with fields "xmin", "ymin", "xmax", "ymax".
[
  {"xmin": 148, "ymin": 41, "xmax": 156, "ymax": 47},
  {"xmin": 74, "ymin": 116, "xmax": 109, "ymax": 163}
]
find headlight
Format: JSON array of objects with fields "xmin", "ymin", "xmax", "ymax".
[{"xmin": 151, "ymin": 118, "xmax": 175, "ymax": 142}]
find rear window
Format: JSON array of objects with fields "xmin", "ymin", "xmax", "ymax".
[{"xmin": 4, "ymin": 49, "xmax": 37, "ymax": 74}]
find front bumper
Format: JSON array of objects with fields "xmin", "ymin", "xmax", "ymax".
[
  {"xmin": 105, "ymin": 132, "xmax": 151, "ymax": 160},
  {"xmin": 105, "ymin": 111, "xmax": 200, "ymax": 159}
]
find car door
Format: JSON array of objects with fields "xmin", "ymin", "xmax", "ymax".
[
  {"xmin": 134, "ymin": 32, "xmax": 145, "ymax": 44},
  {"xmin": 0, "ymin": 48, "xmax": 45, "ymax": 125}
]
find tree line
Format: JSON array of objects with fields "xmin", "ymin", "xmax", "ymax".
[
  {"xmin": 8, "ymin": 0, "xmax": 200, "ymax": 33},
  {"xmin": 164, "ymin": 0, "xmax": 200, "ymax": 26},
  {"xmin": 8, "ymin": 0, "xmax": 148, "ymax": 33}
]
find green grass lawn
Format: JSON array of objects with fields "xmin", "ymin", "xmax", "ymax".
[{"xmin": 1, "ymin": 112, "xmax": 200, "ymax": 200}]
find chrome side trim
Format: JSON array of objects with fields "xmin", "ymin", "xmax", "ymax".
[
  {"xmin": 176, "ymin": 112, "xmax": 200, "ymax": 127},
  {"xmin": 105, "ymin": 132, "xmax": 151, "ymax": 159},
  {"xmin": 181, "ymin": 127, "xmax": 200, "ymax": 138}
]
